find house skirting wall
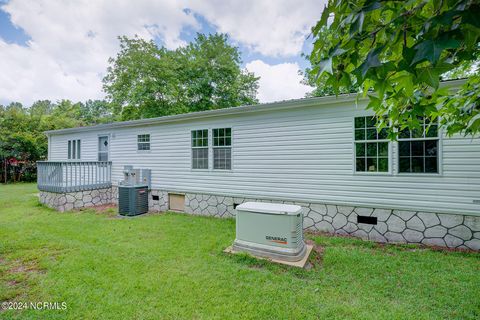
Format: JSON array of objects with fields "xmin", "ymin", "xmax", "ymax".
[
  {"xmin": 41, "ymin": 187, "xmax": 480, "ymax": 250},
  {"xmin": 38, "ymin": 188, "xmax": 113, "ymax": 212},
  {"xmin": 150, "ymin": 190, "xmax": 480, "ymax": 250}
]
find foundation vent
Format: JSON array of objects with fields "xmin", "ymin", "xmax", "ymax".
[{"xmin": 357, "ymin": 215, "xmax": 377, "ymax": 225}]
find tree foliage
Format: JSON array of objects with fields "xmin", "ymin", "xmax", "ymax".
[
  {"xmin": 310, "ymin": 0, "xmax": 480, "ymax": 137},
  {"xmin": 0, "ymin": 100, "xmax": 114, "ymax": 182},
  {"xmin": 103, "ymin": 33, "xmax": 259, "ymax": 120}
]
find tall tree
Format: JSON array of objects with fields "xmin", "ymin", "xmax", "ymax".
[
  {"xmin": 310, "ymin": 0, "xmax": 480, "ymax": 137},
  {"xmin": 80, "ymin": 100, "xmax": 116, "ymax": 125},
  {"xmin": 177, "ymin": 33, "xmax": 259, "ymax": 112},
  {"xmin": 103, "ymin": 33, "xmax": 259, "ymax": 120}
]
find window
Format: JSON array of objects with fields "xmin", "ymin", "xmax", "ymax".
[
  {"xmin": 398, "ymin": 118, "xmax": 439, "ymax": 173},
  {"xmin": 192, "ymin": 129, "xmax": 208, "ymax": 169},
  {"xmin": 137, "ymin": 134, "xmax": 150, "ymax": 151},
  {"xmin": 67, "ymin": 139, "xmax": 81, "ymax": 160},
  {"xmin": 213, "ymin": 128, "xmax": 232, "ymax": 170},
  {"xmin": 354, "ymin": 116, "xmax": 389, "ymax": 172},
  {"xmin": 98, "ymin": 136, "xmax": 109, "ymax": 161}
]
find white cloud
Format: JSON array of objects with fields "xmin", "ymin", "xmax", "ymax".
[
  {"xmin": 0, "ymin": 0, "xmax": 199, "ymax": 105},
  {"xmin": 189, "ymin": 0, "xmax": 326, "ymax": 57},
  {"xmin": 246, "ymin": 60, "xmax": 312, "ymax": 103},
  {"xmin": 0, "ymin": 39, "xmax": 102, "ymax": 104},
  {"xmin": 0, "ymin": 0, "xmax": 324, "ymax": 106}
]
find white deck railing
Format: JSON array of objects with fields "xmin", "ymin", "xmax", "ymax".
[{"xmin": 37, "ymin": 161, "xmax": 112, "ymax": 193}]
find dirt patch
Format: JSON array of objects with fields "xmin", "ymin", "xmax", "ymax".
[
  {"xmin": 7, "ymin": 280, "xmax": 20, "ymax": 287},
  {"xmin": 107, "ymin": 211, "xmax": 166, "ymax": 219},
  {"xmin": 0, "ymin": 258, "xmax": 44, "ymax": 310},
  {"xmin": 8, "ymin": 260, "xmax": 45, "ymax": 275},
  {"xmin": 76, "ymin": 203, "xmax": 118, "ymax": 214},
  {"xmin": 304, "ymin": 240, "xmax": 324, "ymax": 270}
]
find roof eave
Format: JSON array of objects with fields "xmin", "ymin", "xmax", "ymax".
[
  {"xmin": 44, "ymin": 93, "xmax": 361, "ymax": 135},
  {"xmin": 44, "ymin": 78, "xmax": 466, "ymax": 136}
]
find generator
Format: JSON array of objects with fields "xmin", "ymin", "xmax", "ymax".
[
  {"xmin": 118, "ymin": 166, "xmax": 151, "ymax": 216},
  {"xmin": 232, "ymin": 202, "xmax": 307, "ymax": 262}
]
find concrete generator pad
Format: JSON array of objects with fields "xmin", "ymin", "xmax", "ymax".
[{"xmin": 224, "ymin": 244, "xmax": 313, "ymax": 268}]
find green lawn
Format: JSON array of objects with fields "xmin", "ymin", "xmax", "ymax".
[{"xmin": 0, "ymin": 183, "xmax": 479, "ymax": 319}]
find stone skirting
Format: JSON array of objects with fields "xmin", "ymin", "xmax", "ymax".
[
  {"xmin": 39, "ymin": 188, "xmax": 113, "ymax": 212},
  {"xmin": 149, "ymin": 189, "xmax": 169, "ymax": 212},
  {"xmin": 39, "ymin": 187, "xmax": 480, "ymax": 250},
  {"xmin": 184, "ymin": 193, "xmax": 236, "ymax": 217},
  {"xmin": 179, "ymin": 192, "xmax": 480, "ymax": 250}
]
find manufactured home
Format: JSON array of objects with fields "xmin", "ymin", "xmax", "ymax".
[{"xmin": 37, "ymin": 79, "xmax": 480, "ymax": 250}]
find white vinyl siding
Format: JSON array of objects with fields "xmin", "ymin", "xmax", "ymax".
[{"xmin": 48, "ymin": 101, "xmax": 480, "ymax": 216}]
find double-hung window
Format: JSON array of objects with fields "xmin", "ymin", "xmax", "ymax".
[
  {"xmin": 67, "ymin": 139, "xmax": 81, "ymax": 160},
  {"xmin": 398, "ymin": 118, "xmax": 439, "ymax": 173},
  {"xmin": 137, "ymin": 134, "xmax": 150, "ymax": 151},
  {"xmin": 213, "ymin": 128, "xmax": 232, "ymax": 170},
  {"xmin": 354, "ymin": 116, "xmax": 389, "ymax": 172},
  {"xmin": 191, "ymin": 129, "xmax": 208, "ymax": 169}
]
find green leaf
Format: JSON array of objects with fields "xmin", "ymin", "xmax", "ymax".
[
  {"xmin": 319, "ymin": 5, "xmax": 330, "ymax": 27},
  {"xmin": 411, "ymin": 38, "xmax": 461, "ymax": 65},
  {"xmin": 393, "ymin": 74, "xmax": 414, "ymax": 96},
  {"xmin": 350, "ymin": 11, "xmax": 365, "ymax": 35},
  {"xmin": 461, "ymin": 6, "xmax": 480, "ymax": 28},
  {"xmin": 330, "ymin": 44, "xmax": 347, "ymax": 57},
  {"xmin": 362, "ymin": 1, "xmax": 382, "ymax": 12},
  {"xmin": 339, "ymin": 72, "xmax": 352, "ymax": 88},
  {"xmin": 367, "ymin": 95, "xmax": 382, "ymax": 110},
  {"xmin": 357, "ymin": 46, "xmax": 383, "ymax": 78},
  {"xmin": 417, "ymin": 67, "xmax": 440, "ymax": 88},
  {"xmin": 317, "ymin": 57, "xmax": 333, "ymax": 77}
]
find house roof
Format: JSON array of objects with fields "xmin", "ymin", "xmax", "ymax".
[{"xmin": 45, "ymin": 79, "xmax": 465, "ymax": 135}]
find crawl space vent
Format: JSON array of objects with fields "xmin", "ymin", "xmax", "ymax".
[{"xmin": 357, "ymin": 215, "xmax": 377, "ymax": 225}]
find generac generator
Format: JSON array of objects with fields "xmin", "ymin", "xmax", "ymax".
[{"xmin": 233, "ymin": 202, "xmax": 307, "ymax": 262}]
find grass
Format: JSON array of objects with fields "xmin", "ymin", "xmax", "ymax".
[{"xmin": 0, "ymin": 183, "xmax": 479, "ymax": 319}]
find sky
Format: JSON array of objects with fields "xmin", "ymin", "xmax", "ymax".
[{"xmin": 0, "ymin": 0, "xmax": 326, "ymax": 106}]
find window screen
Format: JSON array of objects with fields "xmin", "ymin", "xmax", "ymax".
[
  {"xmin": 192, "ymin": 129, "xmax": 208, "ymax": 169},
  {"xmin": 213, "ymin": 128, "xmax": 232, "ymax": 170},
  {"xmin": 398, "ymin": 118, "xmax": 439, "ymax": 173},
  {"xmin": 137, "ymin": 134, "xmax": 150, "ymax": 151},
  {"xmin": 68, "ymin": 139, "xmax": 81, "ymax": 160},
  {"xmin": 354, "ymin": 116, "xmax": 389, "ymax": 172}
]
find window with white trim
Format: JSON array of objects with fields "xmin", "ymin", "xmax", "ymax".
[
  {"xmin": 137, "ymin": 134, "xmax": 150, "ymax": 151},
  {"xmin": 213, "ymin": 128, "xmax": 232, "ymax": 170},
  {"xmin": 191, "ymin": 129, "xmax": 208, "ymax": 169},
  {"xmin": 398, "ymin": 118, "xmax": 439, "ymax": 173},
  {"xmin": 67, "ymin": 139, "xmax": 81, "ymax": 160},
  {"xmin": 98, "ymin": 136, "xmax": 109, "ymax": 161},
  {"xmin": 354, "ymin": 116, "xmax": 389, "ymax": 172}
]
